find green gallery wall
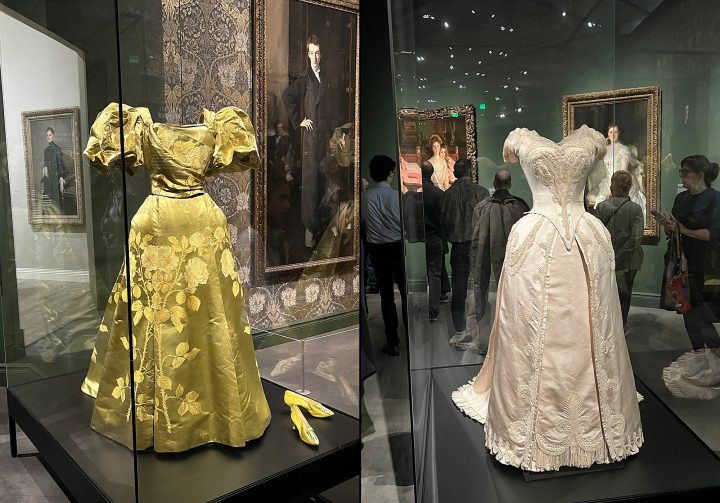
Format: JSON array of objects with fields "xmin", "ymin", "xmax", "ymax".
[{"xmin": 368, "ymin": 0, "xmax": 720, "ymax": 305}]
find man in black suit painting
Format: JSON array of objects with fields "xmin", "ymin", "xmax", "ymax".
[{"xmin": 283, "ymin": 34, "xmax": 337, "ymax": 248}]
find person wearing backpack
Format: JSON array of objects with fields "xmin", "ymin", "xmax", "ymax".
[
  {"xmin": 596, "ymin": 170, "xmax": 645, "ymax": 335},
  {"xmin": 456, "ymin": 170, "xmax": 528, "ymax": 352}
]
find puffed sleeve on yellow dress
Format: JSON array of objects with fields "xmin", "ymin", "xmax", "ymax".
[{"xmin": 81, "ymin": 103, "xmax": 271, "ymax": 452}]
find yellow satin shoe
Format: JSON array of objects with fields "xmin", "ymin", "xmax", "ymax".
[
  {"xmin": 290, "ymin": 404, "xmax": 319, "ymax": 446},
  {"xmin": 284, "ymin": 390, "xmax": 334, "ymax": 418}
]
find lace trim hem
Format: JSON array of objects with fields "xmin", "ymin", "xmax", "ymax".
[
  {"xmin": 483, "ymin": 424, "xmax": 644, "ymax": 472},
  {"xmin": 451, "ymin": 379, "xmax": 489, "ymax": 425}
]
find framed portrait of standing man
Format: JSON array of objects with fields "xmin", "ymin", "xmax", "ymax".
[
  {"xmin": 254, "ymin": 0, "xmax": 359, "ymax": 281},
  {"xmin": 22, "ymin": 107, "xmax": 84, "ymax": 226}
]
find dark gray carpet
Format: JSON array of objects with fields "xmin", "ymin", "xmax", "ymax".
[{"xmin": 0, "ymin": 390, "xmax": 68, "ymax": 502}]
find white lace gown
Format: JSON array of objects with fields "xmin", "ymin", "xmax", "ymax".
[{"xmin": 452, "ymin": 126, "xmax": 643, "ymax": 472}]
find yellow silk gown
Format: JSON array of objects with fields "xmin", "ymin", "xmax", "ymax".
[{"xmin": 81, "ymin": 103, "xmax": 271, "ymax": 452}]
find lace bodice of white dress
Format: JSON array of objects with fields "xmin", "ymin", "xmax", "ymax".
[{"xmin": 502, "ymin": 125, "xmax": 607, "ymax": 250}]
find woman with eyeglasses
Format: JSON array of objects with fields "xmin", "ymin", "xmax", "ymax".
[{"xmin": 657, "ymin": 155, "xmax": 720, "ymax": 385}]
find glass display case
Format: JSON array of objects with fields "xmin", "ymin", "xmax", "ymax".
[
  {"xmin": 377, "ymin": 0, "xmax": 720, "ymax": 501},
  {"xmin": 0, "ymin": 0, "xmax": 359, "ymax": 501}
]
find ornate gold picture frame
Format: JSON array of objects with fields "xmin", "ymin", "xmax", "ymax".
[
  {"xmin": 22, "ymin": 107, "xmax": 84, "ymax": 226},
  {"xmin": 563, "ymin": 86, "xmax": 661, "ymax": 240},
  {"xmin": 397, "ymin": 105, "xmax": 477, "ymax": 193},
  {"xmin": 253, "ymin": 0, "xmax": 359, "ymax": 282}
]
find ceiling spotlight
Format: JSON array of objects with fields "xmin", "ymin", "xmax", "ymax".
[
  {"xmin": 444, "ymin": 21, "xmax": 449, "ymax": 28},
  {"xmin": 499, "ymin": 113, "xmax": 506, "ymax": 118},
  {"xmin": 509, "ymin": 28, "xmax": 514, "ymax": 32},
  {"xmin": 522, "ymin": 70, "xmax": 528, "ymax": 74},
  {"xmin": 453, "ymin": 80, "xmax": 456, "ymax": 84},
  {"xmin": 488, "ymin": 50, "xmax": 493, "ymax": 54},
  {"xmin": 471, "ymin": 9, "xmax": 476, "ymax": 14},
  {"xmin": 562, "ymin": 11, "xmax": 566, "ymax": 17},
  {"xmin": 450, "ymin": 54, "xmax": 454, "ymax": 58},
  {"xmin": 478, "ymin": 60, "xmax": 482, "ymax": 64},
  {"xmin": 516, "ymin": 107, "xmax": 522, "ymax": 113},
  {"xmin": 515, "ymin": 86, "xmax": 520, "ymax": 91},
  {"xmin": 465, "ymin": 72, "xmax": 469, "ymax": 75},
  {"xmin": 503, "ymin": 84, "xmax": 508, "ymax": 88},
  {"xmin": 491, "ymin": 13, "xmax": 495, "ymax": 18},
  {"xmin": 476, "ymin": 72, "xmax": 480, "ymax": 75},
  {"xmin": 501, "ymin": 26, "xmax": 505, "ymax": 31},
  {"xmin": 504, "ymin": 53, "xmax": 508, "ymax": 57},
  {"xmin": 468, "ymin": 47, "xmax": 472, "ymax": 51},
  {"xmin": 481, "ymin": 73, "xmax": 486, "ymax": 76},
  {"xmin": 495, "ymin": 96, "xmax": 500, "ymax": 101},
  {"xmin": 587, "ymin": 21, "xmax": 593, "ymax": 27},
  {"xmin": 450, "ymin": 65, "xmax": 454, "ymax": 70},
  {"xmin": 449, "ymin": 46, "xmax": 453, "ymax": 50}
]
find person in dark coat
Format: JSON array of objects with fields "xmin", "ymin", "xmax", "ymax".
[
  {"xmin": 420, "ymin": 161, "xmax": 445, "ymax": 321},
  {"xmin": 596, "ymin": 170, "xmax": 645, "ymax": 333},
  {"xmin": 441, "ymin": 159, "xmax": 489, "ymax": 339},
  {"xmin": 471, "ymin": 169, "xmax": 528, "ymax": 326},
  {"xmin": 283, "ymin": 34, "xmax": 338, "ymax": 246}
]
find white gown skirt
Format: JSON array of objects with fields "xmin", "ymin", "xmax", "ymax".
[{"xmin": 453, "ymin": 213, "xmax": 643, "ymax": 472}]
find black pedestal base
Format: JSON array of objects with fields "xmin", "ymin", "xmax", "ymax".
[
  {"xmin": 7, "ymin": 371, "xmax": 359, "ymax": 502},
  {"xmin": 416, "ymin": 365, "xmax": 720, "ymax": 503}
]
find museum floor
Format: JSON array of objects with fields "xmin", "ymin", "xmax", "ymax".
[{"xmin": 360, "ymin": 289, "xmax": 720, "ymax": 503}]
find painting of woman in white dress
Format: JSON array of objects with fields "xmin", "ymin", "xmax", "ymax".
[
  {"xmin": 563, "ymin": 86, "xmax": 661, "ymax": 238},
  {"xmin": 397, "ymin": 105, "xmax": 477, "ymax": 193},
  {"xmin": 587, "ymin": 123, "xmax": 647, "ymax": 220}
]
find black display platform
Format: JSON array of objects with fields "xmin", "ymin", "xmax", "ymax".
[
  {"xmin": 415, "ymin": 365, "xmax": 720, "ymax": 503},
  {"xmin": 7, "ymin": 371, "xmax": 359, "ymax": 502}
]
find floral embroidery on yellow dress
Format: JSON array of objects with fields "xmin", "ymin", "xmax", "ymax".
[{"xmin": 81, "ymin": 103, "xmax": 271, "ymax": 452}]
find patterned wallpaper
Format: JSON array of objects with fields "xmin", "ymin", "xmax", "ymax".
[{"xmin": 162, "ymin": 0, "xmax": 358, "ymax": 329}]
